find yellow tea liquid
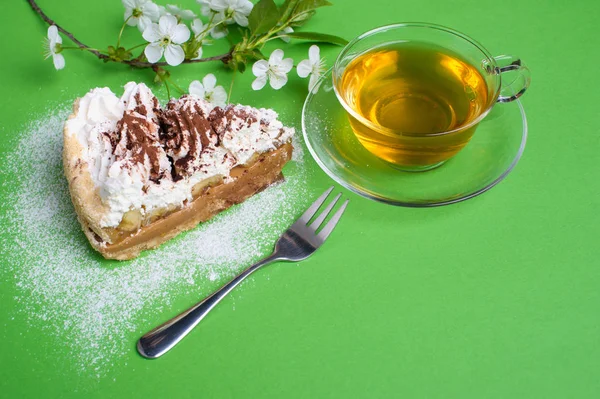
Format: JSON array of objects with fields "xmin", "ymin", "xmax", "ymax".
[{"xmin": 339, "ymin": 41, "xmax": 491, "ymax": 168}]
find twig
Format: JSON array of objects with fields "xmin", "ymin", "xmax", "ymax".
[
  {"xmin": 228, "ymin": 67, "xmax": 237, "ymax": 104},
  {"xmin": 27, "ymin": 0, "xmax": 233, "ymax": 68}
]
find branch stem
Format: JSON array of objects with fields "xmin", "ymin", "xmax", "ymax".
[
  {"xmin": 168, "ymin": 78, "xmax": 186, "ymax": 95},
  {"xmin": 126, "ymin": 43, "xmax": 147, "ymax": 52},
  {"xmin": 228, "ymin": 67, "xmax": 236, "ymax": 104},
  {"xmin": 117, "ymin": 15, "xmax": 132, "ymax": 48}
]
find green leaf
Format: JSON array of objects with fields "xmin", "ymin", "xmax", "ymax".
[
  {"xmin": 279, "ymin": 0, "xmax": 300, "ymax": 21},
  {"xmin": 107, "ymin": 45, "xmax": 132, "ymax": 62},
  {"xmin": 294, "ymin": 0, "xmax": 332, "ymax": 15},
  {"xmin": 183, "ymin": 39, "xmax": 202, "ymax": 60},
  {"xmin": 248, "ymin": 0, "xmax": 280, "ymax": 35},
  {"xmin": 252, "ymin": 49, "xmax": 266, "ymax": 60},
  {"xmin": 284, "ymin": 31, "xmax": 348, "ymax": 46},
  {"xmin": 283, "ymin": 0, "xmax": 331, "ymax": 27},
  {"xmin": 153, "ymin": 67, "xmax": 170, "ymax": 83},
  {"xmin": 289, "ymin": 10, "xmax": 315, "ymax": 27}
]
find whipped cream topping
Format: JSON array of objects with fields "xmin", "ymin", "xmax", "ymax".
[
  {"xmin": 66, "ymin": 82, "xmax": 294, "ymax": 228},
  {"xmin": 212, "ymin": 105, "xmax": 293, "ymax": 165},
  {"xmin": 66, "ymin": 88, "xmax": 124, "ymax": 186}
]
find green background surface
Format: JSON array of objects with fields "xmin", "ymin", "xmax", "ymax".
[{"xmin": 1, "ymin": 0, "xmax": 599, "ymax": 398}]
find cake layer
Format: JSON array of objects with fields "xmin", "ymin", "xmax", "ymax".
[{"xmin": 80, "ymin": 143, "xmax": 292, "ymax": 260}]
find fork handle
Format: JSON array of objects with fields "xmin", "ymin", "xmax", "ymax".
[{"xmin": 137, "ymin": 253, "xmax": 280, "ymax": 359}]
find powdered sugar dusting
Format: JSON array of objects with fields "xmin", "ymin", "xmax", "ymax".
[{"xmin": 0, "ymin": 105, "xmax": 308, "ymax": 378}]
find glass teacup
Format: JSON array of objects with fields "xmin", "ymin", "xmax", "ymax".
[{"xmin": 332, "ymin": 23, "xmax": 531, "ymax": 172}]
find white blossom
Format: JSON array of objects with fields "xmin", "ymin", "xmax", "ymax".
[
  {"xmin": 189, "ymin": 74, "xmax": 227, "ymax": 106},
  {"xmin": 165, "ymin": 4, "xmax": 197, "ymax": 20},
  {"xmin": 251, "ymin": 49, "xmax": 293, "ymax": 91},
  {"xmin": 209, "ymin": 12, "xmax": 229, "ymax": 38},
  {"xmin": 191, "ymin": 12, "xmax": 227, "ymax": 40},
  {"xmin": 279, "ymin": 26, "xmax": 294, "ymax": 43},
  {"xmin": 122, "ymin": 0, "xmax": 160, "ymax": 32},
  {"xmin": 196, "ymin": 0, "xmax": 213, "ymax": 16},
  {"xmin": 190, "ymin": 19, "xmax": 206, "ymax": 59},
  {"xmin": 44, "ymin": 25, "xmax": 65, "ymax": 70},
  {"xmin": 204, "ymin": 0, "xmax": 253, "ymax": 27},
  {"xmin": 191, "ymin": 18, "xmax": 206, "ymax": 37},
  {"xmin": 297, "ymin": 45, "xmax": 326, "ymax": 93},
  {"xmin": 191, "ymin": 18, "xmax": 217, "ymax": 41},
  {"xmin": 143, "ymin": 15, "xmax": 191, "ymax": 66}
]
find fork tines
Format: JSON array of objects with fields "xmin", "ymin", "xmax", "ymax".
[{"xmin": 296, "ymin": 186, "xmax": 349, "ymax": 242}]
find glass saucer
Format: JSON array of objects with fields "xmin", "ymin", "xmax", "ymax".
[{"xmin": 301, "ymin": 68, "xmax": 527, "ymax": 207}]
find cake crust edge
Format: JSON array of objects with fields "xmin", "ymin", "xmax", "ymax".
[
  {"xmin": 63, "ymin": 99, "xmax": 114, "ymax": 244},
  {"xmin": 63, "ymin": 99, "xmax": 294, "ymax": 260}
]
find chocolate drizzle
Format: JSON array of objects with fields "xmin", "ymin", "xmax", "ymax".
[
  {"xmin": 209, "ymin": 106, "xmax": 258, "ymax": 141},
  {"xmin": 113, "ymin": 112, "xmax": 166, "ymax": 182},
  {"xmin": 159, "ymin": 96, "xmax": 218, "ymax": 179},
  {"xmin": 104, "ymin": 88, "xmax": 290, "ymax": 188}
]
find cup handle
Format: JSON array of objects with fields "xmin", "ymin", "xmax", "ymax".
[{"xmin": 493, "ymin": 55, "xmax": 531, "ymax": 103}]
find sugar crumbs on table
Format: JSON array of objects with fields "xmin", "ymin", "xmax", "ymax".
[{"xmin": 0, "ymin": 105, "xmax": 309, "ymax": 378}]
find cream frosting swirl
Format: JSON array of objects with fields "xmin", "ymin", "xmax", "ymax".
[{"xmin": 65, "ymin": 82, "xmax": 295, "ymax": 228}]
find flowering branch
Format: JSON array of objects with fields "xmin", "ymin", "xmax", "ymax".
[
  {"xmin": 29, "ymin": 0, "xmax": 109, "ymax": 59},
  {"xmin": 31, "ymin": 0, "xmax": 347, "ymax": 98},
  {"xmin": 28, "ymin": 0, "xmax": 232, "ymax": 68}
]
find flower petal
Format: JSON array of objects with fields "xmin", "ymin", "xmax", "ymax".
[
  {"xmin": 238, "ymin": 0, "xmax": 254, "ymax": 15},
  {"xmin": 279, "ymin": 57, "xmax": 294, "ymax": 74},
  {"xmin": 191, "ymin": 18, "xmax": 205, "ymax": 35},
  {"xmin": 200, "ymin": 5, "xmax": 212, "ymax": 16},
  {"xmin": 53, "ymin": 53, "xmax": 65, "ymax": 70},
  {"xmin": 193, "ymin": 46, "xmax": 203, "ymax": 60},
  {"xmin": 164, "ymin": 44, "xmax": 185, "ymax": 66},
  {"xmin": 48, "ymin": 26, "xmax": 61, "ymax": 49},
  {"xmin": 142, "ymin": 24, "xmax": 162, "ymax": 43},
  {"xmin": 269, "ymin": 49, "xmax": 284, "ymax": 65},
  {"xmin": 47, "ymin": 25, "xmax": 58, "ymax": 41},
  {"xmin": 202, "ymin": 73, "xmax": 217, "ymax": 90},
  {"xmin": 297, "ymin": 59, "xmax": 312, "ymax": 78},
  {"xmin": 308, "ymin": 45, "xmax": 320, "ymax": 64},
  {"xmin": 232, "ymin": 12, "xmax": 248, "ymax": 27},
  {"xmin": 211, "ymin": 86, "xmax": 228, "ymax": 106},
  {"xmin": 159, "ymin": 15, "xmax": 178, "ymax": 35},
  {"xmin": 269, "ymin": 72, "xmax": 288, "ymax": 90},
  {"xmin": 122, "ymin": 0, "xmax": 136, "ymax": 8},
  {"xmin": 209, "ymin": 0, "xmax": 228, "ymax": 12},
  {"xmin": 143, "ymin": 2, "xmax": 161, "ymax": 22},
  {"xmin": 144, "ymin": 43, "xmax": 164, "ymax": 63},
  {"xmin": 138, "ymin": 15, "xmax": 153, "ymax": 33},
  {"xmin": 252, "ymin": 75, "xmax": 268, "ymax": 91},
  {"xmin": 309, "ymin": 73, "xmax": 320, "ymax": 93},
  {"xmin": 188, "ymin": 80, "xmax": 205, "ymax": 97},
  {"xmin": 210, "ymin": 24, "xmax": 228, "ymax": 39},
  {"xmin": 181, "ymin": 9, "xmax": 197, "ymax": 20},
  {"xmin": 279, "ymin": 26, "xmax": 293, "ymax": 43},
  {"xmin": 166, "ymin": 4, "xmax": 181, "ymax": 14},
  {"xmin": 125, "ymin": 10, "xmax": 137, "ymax": 25},
  {"xmin": 252, "ymin": 60, "xmax": 269, "ymax": 77},
  {"xmin": 170, "ymin": 23, "xmax": 191, "ymax": 44}
]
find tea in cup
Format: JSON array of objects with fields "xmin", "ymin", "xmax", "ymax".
[{"xmin": 332, "ymin": 23, "xmax": 530, "ymax": 171}]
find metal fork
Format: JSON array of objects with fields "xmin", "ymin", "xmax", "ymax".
[{"xmin": 137, "ymin": 186, "xmax": 348, "ymax": 359}]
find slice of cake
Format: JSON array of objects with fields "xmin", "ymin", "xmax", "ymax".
[{"xmin": 63, "ymin": 82, "xmax": 294, "ymax": 260}]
